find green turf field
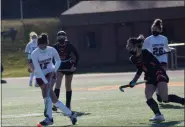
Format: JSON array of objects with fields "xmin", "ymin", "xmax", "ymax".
[{"xmin": 2, "ymin": 71, "xmax": 184, "ymax": 126}]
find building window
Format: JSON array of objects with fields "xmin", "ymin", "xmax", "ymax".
[
  {"xmin": 85, "ymin": 32, "xmax": 97, "ymax": 48},
  {"xmin": 162, "ymin": 23, "xmax": 174, "ymax": 42}
]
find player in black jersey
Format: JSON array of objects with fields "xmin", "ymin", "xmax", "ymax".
[
  {"xmin": 1, "ymin": 64, "xmax": 7, "ymax": 83},
  {"xmin": 126, "ymin": 35, "xmax": 184, "ymax": 122},
  {"xmin": 52, "ymin": 31, "xmax": 79, "ymax": 111}
]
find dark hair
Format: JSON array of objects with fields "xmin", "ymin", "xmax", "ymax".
[
  {"xmin": 126, "ymin": 34, "xmax": 144, "ymax": 50},
  {"xmin": 151, "ymin": 18, "xmax": 163, "ymax": 31},
  {"xmin": 38, "ymin": 33, "xmax": 48, "ymax": 45},
  {"xmin": 57, "ymin": 31, "xmax": 66, "ymax": 37},
  {"xmin": 137, "ymin": 34, "xmax": 145, "ymax": 42}
]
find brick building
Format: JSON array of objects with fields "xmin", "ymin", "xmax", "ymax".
[{"xmin": 60, "ymin": 1, "xmax": 185, "ymax": 67}]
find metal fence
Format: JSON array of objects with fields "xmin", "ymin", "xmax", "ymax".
[{"xmin": 168, "ymin": 43, "xmax": 185, "ymax": 69}]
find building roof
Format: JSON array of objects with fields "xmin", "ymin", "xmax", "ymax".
[
  {"xmin": 60, "ymin": 1, "xmax": 185, "ymax": 26},
  {"xmin": 62, "ymin": 1, "xmax": 184, "ymax": 15}
]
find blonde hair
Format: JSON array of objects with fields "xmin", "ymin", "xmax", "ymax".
[{"xmin": 29, "ymin": 31, "xmax": 38, "ymax": 41}]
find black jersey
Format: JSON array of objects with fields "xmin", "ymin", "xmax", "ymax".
[
  {"xmin": 130, "ymin": 49, "xmax": 163, "ymax": 77},
  {"xmin": 53, "ymin": 42, "xmax": 79, "ymax": 67}
]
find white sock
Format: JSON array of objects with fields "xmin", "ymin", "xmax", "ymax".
[
  {"xmin": 54, "ymin": 100, "xmax": 72, "ymax": 116},
  {"xmin": 29, "ymin": 73, "xmax": 34, "ymax": 83},
  {"xmin": 34, "ymin": 79, "xmax": 38, "ymax": 85},
  {"xmin": 44, "ymin": 98, "xmax": 52, "ymax": 119}
]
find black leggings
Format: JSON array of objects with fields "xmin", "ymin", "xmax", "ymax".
[{"xmin": 1, "ymin": 64, "xmax": 4, "ymax": 73}]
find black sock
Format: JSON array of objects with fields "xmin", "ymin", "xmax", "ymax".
[
  {"xmin": 146, "ymin": 98, "xmax": 161, "ymax": 115},
  {"xmin": 66, "ymin": 91, "xmax": 72, "ymax": 108},
  {"xmin": 156, "ymin": 94, "xmax": 162, "ymax": 102},
  {"xmin": 168, "ymin": 94, "xmax": 184, "ymax": 105},
  {"xmin": 54, "ymin": 88, "xmax": 60, "ymax": 99}
]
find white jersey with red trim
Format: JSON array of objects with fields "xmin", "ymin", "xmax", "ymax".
[
  {"xmin": 142, "ymin": 35, "xmax": 171, "ymax": 63},
  {"xmin": 31, "ymin": 46, "xmax": 61, "ymax": 84}
]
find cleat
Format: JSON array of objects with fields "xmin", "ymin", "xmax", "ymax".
[
  {"xmin": 181, "ymin": 98, "xmax": 185, "ymax": 106},
  {"xmin": 39, "ymin": 117, "xmax": 53, "ymax": 126},
  {"xmin": 35, "ymin": 81, "xmax": 39, "ymax": 87},
  {"xmin": 52, "ymin": 105, "xmax": 57, "ymax": 111},
  {"xmin": 149, "ymin": 114, "xmax": 165, "ymax": 122},
  {"xmin": 29, "ymin": 82, "xmax": 32, "ymax": 86},
  {"xmin": 1, "ymin": 80, "xmax": 7, "ymax": 84},
  {"xmin": 35, "ymin": 84, "xmax": 39, "ymax": 87},
  {"xmin": 37, "ymin": 123, "xmax": 42, "ymax": 127},
  {"xmin": 156, "ymin": 94, "xmax": 163, "ymax": 103},
  {"xmin": 69, "ymin": 112, "xmax": 77, "ymax": 125}
]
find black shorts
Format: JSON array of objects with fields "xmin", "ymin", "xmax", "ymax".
[
  {"xmin": 36, "ymin": 73, "xmax": 56, "ymax": 86},
  {"xmin": 145, "ymin": 69, "xmax": 169, "ymax": 86},
  {"xmin": 160, "ymin": 62, "xmax": 167, "ymax": 67},
  {"xmin": 160, "ymin": 62, "xmax": 167, "ymax": 71},
  {"xmin": 57, "ymin": 60, "xmax": 74, "ymax": 75}
]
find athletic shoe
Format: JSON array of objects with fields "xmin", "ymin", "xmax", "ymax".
[
  {"xmin": 35, "ymin": 83, "xmax": 39, "ymax": 87},
  {"xmin": 29, "ymin": 81, "xmax": 32, "ymax": 86},
  {"xmin": 149, "ymin": 114, "xmax": 165, "ymax": 122},
  {"xmin": 52, "ymin": 105, "xmax": 57, "ymax": 111},
  {"xmin": 156, "ymin": 94, "xmax": 163, "ymax": 103},
  {"xmin": 1, "ymin": 80, "xmax": 7, "ymax": 84},
  {"xmin": 181, "ymin": 98, "xmax": 185, "ymax": 106},
  {"xmin": 69, "ymin": 112, "xmax": 77, "ymax": 125},
  {"xmin": 39, "ymin": 117, "xmax": 53, "ymax": 126}
]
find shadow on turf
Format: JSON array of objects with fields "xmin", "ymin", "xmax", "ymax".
[
  {"xmin": 159, "ymin": 103, "xmax": 184, "ymax": 109},
  {"xmin": 56, "ymin": 111, "xmax": 91, "ymax": 117},
  {"xmin": 139, "ymin": 120, "xmax": 184, "ymax": 127},
  {"xmin": 150, "ymin": 120, "xmax": 184, "ymax": 127},
  {"xmin": 59, "ymin": 125, "xmax": 72, "ymax": 127}
]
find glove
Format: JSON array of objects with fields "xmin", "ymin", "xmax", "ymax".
[
  {"xmin": 28, "ymin": 67, "xmax": 32, "ymax": 73},
  {"xmin": 28, "ymin": 66, "xmax": 34, "ymax": 73},
  {"xmin": 129, "ymin": 80, "xmax": 136, "ymax": 88}
]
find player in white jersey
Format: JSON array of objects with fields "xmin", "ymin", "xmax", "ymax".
[
  {"xmin": 142, "ymin": 19, "xmax": 171, "ymax": 103},
  {"xmin": 31, "ymin": 34, "xmax": 77, "ymax": 126},
  {"xmin": 31, "ymin": 33, "xmax": 77, "ymax": 126},
  {"xmin": 25, "ymin": 32, "xmax": 38, "ymax": 87}
]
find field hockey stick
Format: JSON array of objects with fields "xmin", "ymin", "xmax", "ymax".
[
  {"xmin": 168, "ymin": 43, "xmax": 185, "ymax": 47},
  {"xmin": 119, "ymin": 81, "xmax": 146, "ymax": 92},
  {"xmin": 156, "ymin": 51, "xmax": 171, "ymax": 56},
  {"xmin": 58, "ymin": 68, "xmax": 76, "ymax": 72},
  {"xmin": 44, "ymin": 73, "xmax": 53, "ymax": 118},
  {"xmin": 58, "ymin": 69, "xmax": 71, "ymax": 71},
  {"xmin": 156, "ymin": 46, "xmax": 179, "ymax": 56}
]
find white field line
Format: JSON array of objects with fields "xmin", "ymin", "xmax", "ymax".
[
  {"xmin": 4, "ymin": 72, "xmax": 134, "ymax": 80},
  {"xmin": 4, "ymin": 70, "xmax": 184, "ymax": 80},
  {"xmin": 2, "ymin": 112, "xmax": 81, "ymax": 119},
  {"xmin": 2, "ymin": 113, "xmax": 43, "ymax": 119},
  {"xmin": 2, "ymin": 112, "xmax": 61, "ymax": 119}
]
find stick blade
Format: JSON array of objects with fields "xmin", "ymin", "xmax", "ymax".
[
  {"xmin": 119, "ymin": 86, "xmax": 125, "ymax": 92},
  {"xmin": 119, "ymin": 81, "xmax": 146, "ymax": 92}
]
